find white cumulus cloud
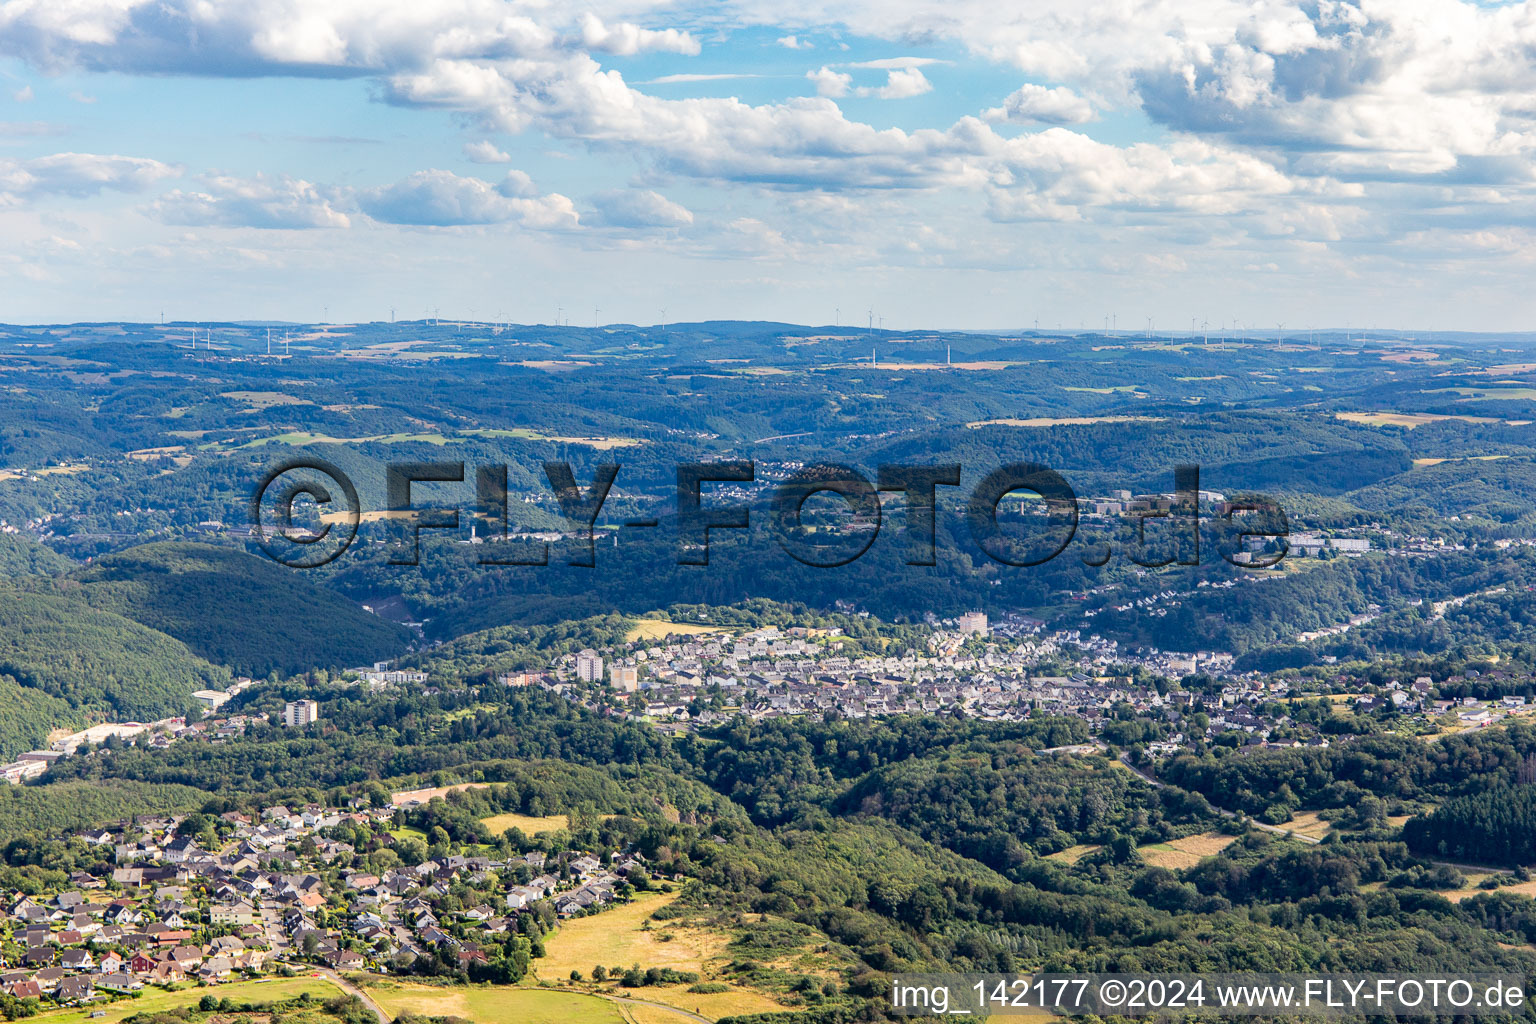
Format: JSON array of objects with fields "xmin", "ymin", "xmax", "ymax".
[
  {"xmin": 807, "ymin": 65, "xmax": 851, "ymax": 98},
  {"xmin": 462, "ymin": 140, "xmax": 511, "ymax": 163},
  {"xmin": 152, "ymin": 174, "xmax": 350, "ymax": 228},
  {"xmin": 983, "ymin": 83, "xmax": 1093, "ymax": 124},
  {"xmin": 591, "ymin": 188, "xmax": 693, "ymax": 228},
  {"xmin": 357, "ymin": 168, "xmax": 577, "ymax": 228},
  {"xmin": 0, "ymin": 152, "xmax": 177, "ymax": 200},
  {"xmin": 577, "ymin": 13, "xmax": 699, "ymax": 56}
]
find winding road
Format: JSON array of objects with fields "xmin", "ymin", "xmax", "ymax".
[{"xmin": 291, "ymin": 965, "xmax": 393, "ymax": 1024}]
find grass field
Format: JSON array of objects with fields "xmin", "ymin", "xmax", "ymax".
[
  {"xmin": 1439, "ymin": 878, "xmax": 1536, "ymax": 903},
  {"xmin": 1428, "ymin": 387, "xmax": 1536, "ymax": 402},
  {"xmin": 848, "ymin": 360, "xmax": 1019, "ymax": 371},
  {"xmin": 0, "ymin": 463, "xmax": 89, "ymax": 482},
  {"xmin": 1280, "ymin": 811, "xmax": 1333, "ymax": 840},
  {"xmin": 483, "ymin": 812, "xmax": 570, "ymax": 835},
  {"xmin": 392, "ymin": 782, "xmax": 490, "ymax": 807},
  {"xmin": 219, "ymin": 390, "xmax": 312, "ymax": 411},
  {"xmin": 537, "ymin": 891, "xmax": 785, "ymax": 1019},
  {"xmin": 1139, "ymin": 832, "xmax": 1237, "ymax": 869},
  {"xmin": 461, "ymin": 427, "xmax": 641, "ymax": 449},
  {"xmin": 369, "ymin": 981, "xmax": 626, "ymax": 1024},
  {"xmin": 30, "ymin": 976, "xmax": 344, "ymax": 1024},
  {"xmin": 625, "ymin": 618, "xmax": 732, "ymax": 642},
  {"xmin": 1044, "ymin": 844, "xmax": 1101, "ymax": 865},
  {"xmin": 234, "ymin": 430, "xmax": 454, "ymax": 448},
  {"xmin": 1337, "ymin": 411, "xmax": 1500, "ymax": 428},
  {"xmin": 1413, "ymin": 454, "xmax": 1512, "ymax": 467},
  {"xmin": 509, "ymin": 360, "xmax": 597, "ymax": 371},
  {"xmin": 965, "ymin": 415, "xmax": 1163, "ymax": 429},
  {"xmin": 388, "ymin": 826, "xmax": 429, "ymax": 844}
]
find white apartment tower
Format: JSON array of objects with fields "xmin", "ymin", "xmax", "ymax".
[
  {"xmin": 575, "ymin": 649, "xmax": 604, "ymax": 683},
  {"xmin": 282, "ymin": 699, "xmax": 320, "ymax": 728},
  {"xmin": 957, "ymin": 611, "xmax": 989, "ymax": 636}
]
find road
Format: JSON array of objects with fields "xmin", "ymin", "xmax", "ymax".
[
  {"xmin": 1115, "ymin": 751, "xmax": 1323, "ymax": 843},
  {"xmin": 296, "ymin": 966, "xmax": 393, "ymax": 1024},
  {"xmin": 601, "ymin": 991, "xmax": 714, "ymax": 1023}
]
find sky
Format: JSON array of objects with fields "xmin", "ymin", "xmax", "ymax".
[{"xmin": 0, "ymin": 0, "xmax": 1535, "ymax": 330}]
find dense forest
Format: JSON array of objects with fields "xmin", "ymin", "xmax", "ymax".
[{"xmin": 66, "ymin": 542, "xmax": 410, "ymax": 675}]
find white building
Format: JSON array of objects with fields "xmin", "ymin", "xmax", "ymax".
[
  {"xmin": 282, "ymin": 700, "xmax": 320, "ymax": 728},
  {"xmin": 575, "ymin": 649, "xmax": 604, "ymax": 684},
  {"xmin": 191, "ymin": 689, "xmax": 232, "ymax": 711},
  {"xmin": 958, "ymin": 611, "xmax": 989, "ymax": 636},
  {"xmin": 609, "ymin": 664, "xmax": 639, "ymax": 692}
]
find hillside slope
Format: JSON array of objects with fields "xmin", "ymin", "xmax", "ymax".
[
  {"xmin": 0, "ymin": 586, "xmax": 224, "ymax": 755},
  {"xmin": 70, "ymin": 542, "xmax": 411, "ymax": 675}
]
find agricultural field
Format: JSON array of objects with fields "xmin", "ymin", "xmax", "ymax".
[
  {"xmin": 1139, "ymin": 832, "xmax": 1238, "ymax": 869},
  {"xmin": 965, "ymin": 416, "xmax": 1163, "ymax": 428},
  {"xmin": 1429, "ymin": 386, "xmax": 1536, "ymax": 402},
  {"xmin": 482, "ymin": 811, "xmax": 570, "ymax": 835},
  {"xmin": 625, "ymin": 618, "xmax": 733, "ymax": 643},
  {"xmin": 1061, "ymin": 384, "xmax": 1144, "ymax": 394},
  {"xmin": 29, "ymin": 977, "xmax": 345, "ymax": 1024},
  {"xmin": 535, "ymin": 891, "xmax": 788, "ymax": 1019},
  {"xmin": 1279, "ymin": 811, "xmax": 1333, "ymax": 841},
  {"xmin": 391, "ymin": 782, "xmax": 490, "ymax": 807},
  {"xmin": 219, "ymin": 391, "xmax": 313, "ymax": 411},
  {"xmin": 461, "ymin": 427, "xmax": 641, "ymax": 449},
  {"xmin": 1335, "ymin": 411, "xmax": 1500, "ymax": 428},
  {"xmin": 366, "ymin": 981, "xmax": 626, "ymax": 1024}
]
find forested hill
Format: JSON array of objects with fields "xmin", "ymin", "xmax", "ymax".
[
  {"xmin": 0, "ymin": 531, "xmax": 74, "ymax": 575},
  {"xmin": 0, "ymin": 586, "xmax": 226, "ymax": 756},
  {"xmin": 67, "ymin": 542, "xmax": 411, "ymax": 676}
]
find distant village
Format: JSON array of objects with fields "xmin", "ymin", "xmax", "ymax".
[
  {"xmin": 0, "ymin": 793, "xmax": 645, "ymax": 1009},
  {"xmin": 527, "ymin": 608, "xmax": 1536, "ymax": 756}
]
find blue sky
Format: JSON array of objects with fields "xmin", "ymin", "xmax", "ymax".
[{"xmin": 0, "ymin": 0, "xmax": 1534, "ymax": 329}]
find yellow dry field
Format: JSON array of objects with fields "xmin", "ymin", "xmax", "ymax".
[
  {"xmin": 855, "ymin": 360, "xmax": 1020, "ymax": 370},
  {"xmin": 320, "ymin": 509, "xmax": 415, "ymax": 524},
  {"xmin": 460, "ymin": 427, "xmax": 641, "ymax": 449},
  {"xmin": 1045, "ymin": 844, "xmax": 1101, "ymax": 865},
  {"xmin": 391, "ymin": 781, "xmax": 490, "ymax": 806},
  {"xmin": 369, "ymin": 982, "xmax": 626, "ymax": 1024},
  {"xmin": 1380, "ymin": 350, "xmax": 1445, "ymax": 363},
  {"xmin": 536, "ymin": 891, "xmax": 787, "ymax": 1019},
  {"xmin": 0, "ymin": 463, "xmax": 89, "ymax": 481},
  {"xmin": 483, "ymin": 812, "xmax": 570, "ymax": 835},
  {"xmin": 626, "ymin": 618, "xmax": 733, "ymax": 642},
  {"xmin": 608, "ymin": 984, "xmax": 787, "ymax": 1021},
  {"xmin": 1440, "ymin": 878, "xmax": 1535, "ymax": 903},
  {"xmin": 1336, "ymin": 411, "xmax": 1499, "ymax": 428},
  {"xmin": 126, "ymin": 446, "xmax": 186, "ymax": 461},
  {"xmin": 1413, "ymin": 454, "xmax": 1511, "ymax": 467},
  {"xmin": 1282, "ymin": 811, "xmax": 1333, "ymax": 840},
  {"xmin": 966, "ymin": 415, "xmax": 1164, "ymax": 429},
  {"xmin": 620, "ymin": 1002, "xmax": 721, "ymax": 1024},
  {"xmin": 510, "ymin": 359, "xmax": 597, "ymax": 370},
  {"xmin": 1139, "ymin": 832, "xmax": 1238, "ymax": 869}
]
